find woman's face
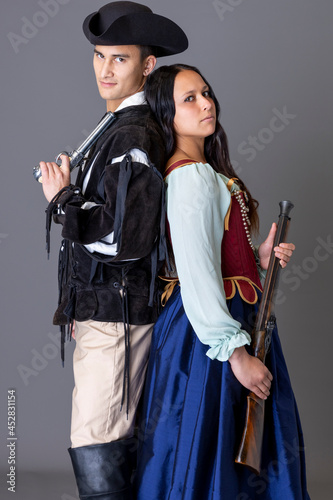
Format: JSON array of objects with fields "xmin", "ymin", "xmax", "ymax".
[{"xmin": 173, "ymin": 70, "xmax": 216, "ymax": 143}]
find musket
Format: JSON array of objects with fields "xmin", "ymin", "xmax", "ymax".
[
  {"xmin": 235, "ymin": 200, "xmax": 294, "ymax": 475},
  {"xmin": 33, "ymin": 111, "xmax": 116, "ymax": 183}
]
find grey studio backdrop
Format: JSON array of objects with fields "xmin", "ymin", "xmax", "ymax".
[{"xmin": 0, "ymin": 0, "xmax": 332, "ymax": 499}]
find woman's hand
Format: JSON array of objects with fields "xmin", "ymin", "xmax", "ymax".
[
  {"xmin": 258, "ymin": 222, "xmax": 295, "ymax": 270},
  {"xmin": 40, "ymin": 154, "xmax": 71, "ymax": 203},
  {"xmin": 229, "ymin": 346, "xmax": 273, "ymax": 399}
]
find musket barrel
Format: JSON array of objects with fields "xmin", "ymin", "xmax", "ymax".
[
  {"xmin": 235, "ymin": 200, "xmax": 294, "ymax": 474},
  {"xmin": 255, "ymin": 201, "xmax": 294, "ymax": 331},
  {"xmin": 279, "ymin": 200, "xmax": 294, "ymax": 218}
]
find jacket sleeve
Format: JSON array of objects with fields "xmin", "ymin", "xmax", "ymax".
[
  {"xmin": 55, "ymin": 152, "xmax": 164, "ymax": 262},
  {"xmin": 166, "ymin": 162, "xmax": 251, "ymax": 362},
  {"xmin": 82, "ymin": 149, "xmax": 150, "ymax": 257}
]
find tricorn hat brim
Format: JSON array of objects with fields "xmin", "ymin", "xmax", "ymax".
[{"xmin": 83, "ymin": 4, "xmax": 188, "ymax": 57}]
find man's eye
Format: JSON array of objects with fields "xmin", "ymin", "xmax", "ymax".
[
  {"xmin": 115, "ymin": 57, "xmax": 125, "ymax": 63},
  {"xmin": 95, "ymin": 53, "xmax": 104, "ymax": 59}
]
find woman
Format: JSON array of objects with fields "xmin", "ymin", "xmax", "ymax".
[{"xmin": 134, "ymin": 64, "xmax": 310, "ymax": 500}]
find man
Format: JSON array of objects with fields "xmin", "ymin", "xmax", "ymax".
[{"xmin": 39, "ymin": 2, "xmax": 188, "ymax": 498}]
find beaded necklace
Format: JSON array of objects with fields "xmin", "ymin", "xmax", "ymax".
[{"xmin": 233, "ymin": 190, "xmax": 255, "ymax": 250}]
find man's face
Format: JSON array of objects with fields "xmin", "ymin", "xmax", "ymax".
[{"xmin": 93, "ymin": 45, "xmax": 153, "ymax": 111}]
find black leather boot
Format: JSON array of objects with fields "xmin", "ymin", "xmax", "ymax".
[{"xmin": 68, "ymin": 438, "xmax": 136, "ymax": 500}]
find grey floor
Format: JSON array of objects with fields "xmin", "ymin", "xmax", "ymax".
[
  {"xmin": 1, "ymin": 471, "xmax": 77, "ymax": 500},
  {"xmin": 0, "ymin": 471, "xmax": 332, "ymax": 500},
  {"xmin": 0, "ymin": 472, "xmax": 333, "ymax": 500}
]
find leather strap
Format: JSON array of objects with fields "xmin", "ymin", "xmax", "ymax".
[
  {"xmin": 164, "ymin": 158, "xmax": 195, "ymax": 180},
  {"xmin": 226, "ymin": 177, "xmax": 238, "ymax": 191}
]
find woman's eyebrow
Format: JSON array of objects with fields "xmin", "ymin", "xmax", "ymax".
[{"xmin": 180, "ymin": 84, "xmax": 209, "ymax": 98}]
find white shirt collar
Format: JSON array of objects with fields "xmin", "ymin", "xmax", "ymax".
[{"xmin": 115, "ymin": 91, "xmax": 146, "ymax": 112}]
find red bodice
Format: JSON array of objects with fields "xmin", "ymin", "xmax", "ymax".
[
  {"xmin": 222, "ymin": 192, "xmax": 262, "ymax": 304},
  {"xmin": 163, "ymin": 159, "xmax": 263, "ymax": 305}
]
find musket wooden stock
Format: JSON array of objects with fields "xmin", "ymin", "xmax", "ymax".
[{"xmin": 235, "ymin": 200, "xmax": 294, "ymax": 475}]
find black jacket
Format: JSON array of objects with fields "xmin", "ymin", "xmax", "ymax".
[{"xmin": 49, "ymin": 104, "xmax": 166, "ymax": 328}]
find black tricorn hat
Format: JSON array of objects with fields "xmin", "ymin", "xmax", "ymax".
[{"xmin": 82, "ymin": 1, "xmax": 188, "ymax": 57}]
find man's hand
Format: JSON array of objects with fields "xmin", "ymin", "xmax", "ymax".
[
  {"xmin": 229, "ymin": 346, "xmax": 273, "ymax": 400},
  {"xmin": 71, "ymin": 320, "xmax": 76, "ymax": 340},
  {"xmin": 258, "ymin": 222, "xmax": 295, "ymax": 270},
  {"xmin": 40, "ymin": 154, "xmax": 71, "ymax": 202}
]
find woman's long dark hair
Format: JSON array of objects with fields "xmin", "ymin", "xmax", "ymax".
[{"xmin": 145, "ymin": 64, "xmax": 259, "ymax": 233}]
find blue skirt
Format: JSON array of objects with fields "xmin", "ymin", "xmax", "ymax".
[{"xmin": 134, "ymin": 286, "xmax": 310, "ymax": 500}]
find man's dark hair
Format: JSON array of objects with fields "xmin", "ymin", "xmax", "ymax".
[{"xmin": 138, "ymin": 45, "xmax": 157, "ymax": 61}]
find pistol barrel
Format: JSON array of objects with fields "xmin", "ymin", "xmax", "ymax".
[{"xmin": 33, "ymin": 112, "xmax": 116, "ymax": 183}]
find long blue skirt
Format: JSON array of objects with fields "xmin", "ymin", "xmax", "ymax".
[{"xmin": 134, "ymin": 286, "xmax": 310, "ymax": 500}]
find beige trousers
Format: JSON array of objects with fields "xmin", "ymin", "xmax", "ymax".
[{"xmin": 70, "ymin": 319, "xmax": 153, "ymax": 448}]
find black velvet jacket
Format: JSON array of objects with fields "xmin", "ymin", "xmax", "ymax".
[{"xmin": 49, "ymin": 104, "xmax": 166, "ymax": 328}]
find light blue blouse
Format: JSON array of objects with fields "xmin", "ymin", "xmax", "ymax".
[{"xmin": 166, "ymin": 161, "xmax": 253, "ymax": 362}]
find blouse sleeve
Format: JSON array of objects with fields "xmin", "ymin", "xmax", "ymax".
[{"xmin": 166, "ymin": 162, "xmax": 251, "ymax": 362}]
